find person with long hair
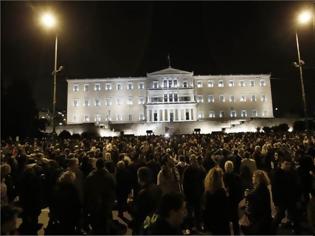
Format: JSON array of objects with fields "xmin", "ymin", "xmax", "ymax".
[
  {"xmin": 203, "ymin": 166, "xmax": 230, "ymax": 235},
  {"xmin": 243, "ymin": 170, "xmax": 272, "ymax": 235}
]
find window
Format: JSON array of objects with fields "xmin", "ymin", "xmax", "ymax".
[
  {"xmin": 127, "ymin": 82, "xmax": 133, "ymax": 90},
  {"xmin": 183, "ymin": 81, "xmax": 188, "ymax": 88},
  {"xmin": 185, "ymin": 109, "xmax": 190, "ymax": 120},
  {"xmin": 228, "ymin": 80, "xmax": 235, "ymax": 87},
  {"xmin": 240, "ymin": 81, "xmax": 245, "ymax": 87},
  {"xmin": 116, "ymin": 98, "xmax": 122, "ymax": 105},
  {"xmin": 240, "ymin": 96, "xmax": 247, "ymax": 102},
  {"xmin": 250, "ymin": 80, "xmax": 255, "ymax": 87},
  {"xmin": 219, "ymin": 95, "xmax": 225, "ymax": 102},
  {"xmin": 105, "ymin": 83, "xmax": 112, "ymax": 91},
  {"xmin": 73, "ymin": 84, "xmax": 79, "ymax": 92},
  {"xmin": 260, "ymin": 80, "xmax": 266, "ymax": 87},
  {"xmin": 138, "ymin": 82, "xmax": 144, "ymax": 90},
  {"xmin": 230, "ymin": 111, "xmax": 237, "ymax": 118},
  {"xmin": 84, "ymin": 99, "xmax": 90, "ymax": 107},
  {"xmin": 139, "ymin": 97, "xmax": 145, "ymax": 104},
  {"xmin": 197, "ymin": 81, "xmax": 203, "ymax": 88},
  {"xmin": 73, "ymin": 99, "xmax": 79, "ymax": 107},
  {"xmin": 116, "ymin": 83, "xmax": 122, "ymax": 90},
  {"xmin": 73, "ymin": 115, "xmax": 77, "ymax": 122},
  {"xmin": 84, "ymin": 84, "xmax": 89, "ymax": 91},
  {"xmin": 153, "ymin": 81, "xmax": 159, "ymax": 89},
  {"xmin": 95, "ymin": 83, "xmax": 101, "ymax": 91},
  {"xmin": 174, "ymin": 93, "xmax": 178, "ymax": 102},
  {"xmin": 139, "ymin": 114, "xmax": 145, "ymax": 121},
  {"xmin": 163, "ymin": 80, "xmax": 167, "ymax": 88},
  {"xmin": 198, "ymin": 112, "xmax": 204, "ymax": 119},
  {"xmin": 154, "ymin": 112, "xmax": 158, "ymax": 122},
  {"xmin": 208, "ymin": 95, "xmax": 214, "ymax": 103},
  {"xmin": 105, "ymin": 98, "xmax": 112, "ymax": 106},
  {"xmin": 262, "ymin": 111, "xmax": 267, "ymax": 117},
  {"xmin": 241, "ymin": 110, "xmax": 247, "ymax": 117},
  {"xmin": 261, "ymin": 95, "xmax": 267, "ymax": 102},
  {"xmin": 209, "ymin": 111, "xmax": 215, "ymax": 118},
  {"xmin": 208, "ymin": 80, "xmax": 214, "ymax": 87},
  {"xmin": 95, "ymin": 114, "xmax": 101, "ymax": 122},
  {"xmin": 197, "ymin": 95, "xmax": 204, "ymax": 103},
  {"xmin": 84, "ymin": 115, "xmax": 90, "ymax": 122},
  {"xmin": 169, "ymin": 94, "xmax": 173, "ymax": 102},
  {"xmin": 95, "ymin": 99, "xmax": 101, "ymax": 106},
  {"xmin": 229, "ymin": 95, "xmax": 235, "ymax": 103},
  {"xmin": 174, "ymin": 80, "xmax": 178, "ymax": 88},
  {"xmin": 252, "ymin": 110, "xmax": 258, "ymax": 117},
  {"xmin": 164, "ymin": 94, "xmax": 168, "ymax": 102},
  {"xmin": 218, "ymin": 80, "xmax": 224, "ymax": 87},
  {"xmin": 219, "ymin": 111, "xmax": 225, "ymax": 118},
  {"xmin": 168, "ymin": 80, "xmax": 172, "ymax": 88},
  {"xmin": 128, "ymin": 114, "xmax": 132, "ymax": 121},
  {"xmin": 116, "ymin": 114, "xmax": 122, "ymax": 121},
  {"xmin": 127, "ymin": 97, "xmax": 133, "ymax": 105},
  {"xmin": 251, "ymin": 95, "xmax": 257, "ymax": 102}
]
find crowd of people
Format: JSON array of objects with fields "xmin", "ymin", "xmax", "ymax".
[{"xmin": 1, "ymin": 131, "xmax": 315, "ymax": 235}]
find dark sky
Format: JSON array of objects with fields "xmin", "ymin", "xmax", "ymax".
[{"xmin": 2, "ymin": 1, "xmax": 315, "ymax": 116}]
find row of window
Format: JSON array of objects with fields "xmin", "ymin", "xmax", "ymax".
[
  {"xmin": 197, "ymin": 79, "xmax": 267, "ymax": 88},
  {"xmin": 198, "ymin": 110, "xmax": 268, "ymax": 118},
  {"xmin": 73, "ymin": 82, "xmax": 145, "ymax": 92},
  {"xmin": 73, "ymin": 97, "xmax": 145, "ymax": 107},
  {"xmin": 197, "ymin": 95, "xmax": 267, "ymax": 103},
  {"xmin": 74, "ymin": 114, "xmax": 145, "ymax": 122}
]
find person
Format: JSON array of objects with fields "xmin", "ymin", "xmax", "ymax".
[
  {"xmin": 132, "ymin": 167, "xmax": 162, "ymax": 234},
  {"xmin": 242, "ymin": 170, "xmax": 272, "ymax": 235},
  {"xmin": 307, "ymin": 189, "xmax": 315, "ymax": 234},
  {"xmin": 182, "ymin": 155, "xmax": 206, "ymax": 230},
  {"xmin": 240, "ymin": 152, "xmax": 257, "ymax": 177},
  {"xmin": 1, "ymin": 205, "xmax": 21, "ymax": 235},
  {"xmin": 84, "ymin": 158, "xmax": 116, "ymax": 234},
  {"xmin": 68, "ymin": 158, "xmax": 84, "ymax": 203},
  {"xmin": 157, "ymin": 156, "xmax": 181, "ymax": 194},
  {"xmin": 223, "ymin": 160, "xmax": 243, "ymax": 235},
  {"xmin": 203, "ymin": 166, "xmax": 230, "ymax": 235},
  {"xmin": 48, "ymin": 171, "xmax": 81, "ymax": 234},
  {"xmin": 148, "ymin": 192, "xmax": 187, "ymax": 235},
  {"xmin": 272, "ymin": 158, "xmax": 301, "ymax": 233}
]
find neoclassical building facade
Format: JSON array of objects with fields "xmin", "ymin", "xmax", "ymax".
[{"xmin": 67, "ymin": 67, "xmax": 273, "ymax": 124}]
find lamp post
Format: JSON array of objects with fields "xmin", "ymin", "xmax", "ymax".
[
  {"xmin": 294, "ymin": 10, "xmax": 313, "ymax": 121},
  {"xmin": 40, "ymin": 12, "xmax": 62, "ymax": 134}
]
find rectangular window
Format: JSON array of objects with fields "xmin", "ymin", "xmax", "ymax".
[
  {"xmin": 241, "ymin": 110, "xmax": 247, "ymax": 117},
  {"xmin": 230, "ymin": 111, "xmax": 237, "ymax": 118},
  {"xmin": 261, "ymin": 95, "xmax": 267, "ymax": 102},
  {"xmin": 228, "ymin": 80, "xmax": 235, "ymax": 87},
  {"xmin": 174, "ymin": 80, "xmax": 178, "ymax": 88},
  {"xmin": 139, "ymin": 97, "xmax": 145, "ymax": 104},
  {"xmin": 163, "ymin": 80, "xmax": 167, "ymax": 88},
  {"xmin": 95, "ymin": 99, "xmax": 100, "ymax": 106},
  {"xmin": 128, "ymin": 114, "xmax": 132, "ymax": 121},
  {"xmin": 95, "ymin": 114, "xmax": 101, "ymax": 122},
  {"xmin": 84, "ymin": 99, "xmax": 90, "ymax": 107},
  {"xmin": 105, "ymin": 83, "xmax": 112, "ymax": 91},
  {"xmin": 169, "ymin": 94, "xmax": 173, "ymax": 102},
  {"xmin": 139, "ymin": 114, "xmax": 145, "ymax": 121},
  {"xmin": 240, "ymin": 95, "xmax": 246, "ymax": 102},
  {"xmin": 240, "ymin": 81, "xmax": 245, "ymax": 87},
  {"xmin": 73, "ymin": 84, "xmax": 79, "ymax": 92},
  {"xmin": 154, "ymin": 112, "xmax": 158, "ymax": 122},
  {"xmin": 138, "ymin": 82, "xmax": 144, "ymax": 89},
  {"xmin": 73, "ymin": 99, "xmax": 79, "ymax": 107},
  {"xmin": 252, "ymin": 110, "xmax": 258, "ymax": 117},
  {"xmin": 153, "ymin": 81, "xmax": 159, "ymax": 89},
  {"xmin": 127, "ymin": 82, "xmax": 133, "ymax": 90},
  {"xmin": 260, "ymin": 80, "xmax": 266, "ymax": 87},
  {"xmin": 198, "ymin": 112, "xmax": 204, "ymax": 119},
  {"xmin": 116, "ymin": 83, "xmax": 122, "ymax": 90},
  {"xmin": 197, "ymin": 95, "xmax": 204, "ymax": 103},
  {"xmin": 84, "ymin": 115, "xmax": 90, "ymax": 122},
  {"xmin": 209, "ymin": 111, "xmax": 215, "ymax": 118},
  {"xmin": 164, "ymin": 94, "xmax": 168, "ymax": 102},
  {"xmin": 116, "ymin": 98, "xmax": 122, "ymax": 105},
  {"xmin": 262, "ymin": 111, "xmax": 267, "ymax": 117},
  {"xmin": 219, "ymin": 111, "xmax": 225, "ymax": 118},
  {"xmin": 105, "ymin": 98, "xmax": 112, "ymax": 106},
  {"xmin": 84, "ymin": 84, "xmax": 89, "ymax": 91},
  {"xmin": 218, "ymin": 80, "xmax": 224, "ymax": 87},
  {"xmin": 116, "ymin": 114, "xmax": 122, "ymax": 121},
  {"xmin": 208, "ymin": 80, "xmax": 214, "ymax": 87},
  {"xmin": 250, "ymin": 80, "xmax": 255, "ymax": 87},
  {"xmin": 251, "ymin": 95, "xmax": 257, "ymax": 102},
  {"xmin": 95, "ymin": 83, "xmax": 101, "ymax": 91},
  {"xmin": 174, "ymin": 93, "xmax": 178, "ymax": 102},
  {"xmin": 127, "ymin": 97, "xmax": 133, "ymax": 105},
  {"xmin": 168, "ymin": 80, "xmax": 172, "ymax": 88},
  {"xmin": 208, "ymin": 95, "xmax": 214, "ymax": 103},
  {"xmin": 183, "ymin": 81, "xmax": 188, "ymax": 88},
  {"xmin": 229, "ymin": 95, "xmax": 235, "ymax": 102},
  {"xmin": 197, "ymin": 81, "xmax": 203, "ymax": 88},
  {"xmin": 185, "ymin": 110, "xmax": 190, "ymax": 120},
  {"xmin": 219, "ymin": 95, "xmax": 225, "ymax": 102}
]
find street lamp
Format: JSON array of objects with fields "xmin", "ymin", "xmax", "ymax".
[
  {"xmin": 294, "ymin": 10, "xmax": 313, "ymax": 121},
  {"xmin": 40, "ymin": 12, "xmax": 63, "ymax": 135}
]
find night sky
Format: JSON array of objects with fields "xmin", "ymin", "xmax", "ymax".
[{"xmin": 2, "ymin": 1, "xmax": 315, "ymax": 116}]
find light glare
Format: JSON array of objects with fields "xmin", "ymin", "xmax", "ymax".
[
  {"xmin": 298, "ymin": 11, "xmax": 312, "ymax": 24},
  {"xmin": 41, "ymin": 12, "xmax": 57, "ymax": 28}
]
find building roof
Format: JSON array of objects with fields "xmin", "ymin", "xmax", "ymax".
[{"xmin": 147, "ymin": 67, "xmax": 192, "ymax": 76}]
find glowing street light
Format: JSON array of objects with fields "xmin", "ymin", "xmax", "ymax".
[
  {"xmin": 294, "ymin": 9, "xmax": 313, "ymax": 121},
  {"xmin": 39, "ymin": 11, "xmax": 63, "ymax": 135}
]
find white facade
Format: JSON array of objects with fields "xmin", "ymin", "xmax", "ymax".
[{"xmin": 67, "ymin": 67, "xmax": 273, "ymax": 124}]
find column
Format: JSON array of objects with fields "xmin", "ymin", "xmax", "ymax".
[
  {"xmin": 162, "ymin": 109, "xmax": 165, "ymax": 122},
  {"xmin": 191, "ymin": 108, "xmax": 194, "ymax": 120}
]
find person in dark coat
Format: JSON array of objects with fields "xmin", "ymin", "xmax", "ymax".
[
  {"xmin": 182, "ymin": 155, "xmax": 206, "ymax": 230},
  {"xmin": 131, "ymin": 166, "xmax": 162, "ymax": 235},
  {"xmin": 149, "ymin": 192, "xmax": 187, "ymax": 235},
  {"xmin": 203, "ymin": 167, "xmax": 230, "ymax": 235},
  {"xmin": 271, "ymin": 158, "xmax": 301, "ymax": 233},
  {"xmin": 49, "ymin": 171, "xmax": 81, "ymax": 234},
  {"xmin": 243, "ymin": 170, "xmax": 272, "ymax": 235},
  {"xmin": 84, "ymin": 158, "xmax": 116, "ymax": 234},
  {"xmin": 224, "ymin": 161, "xmax": 243, "ymax": 235}
]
